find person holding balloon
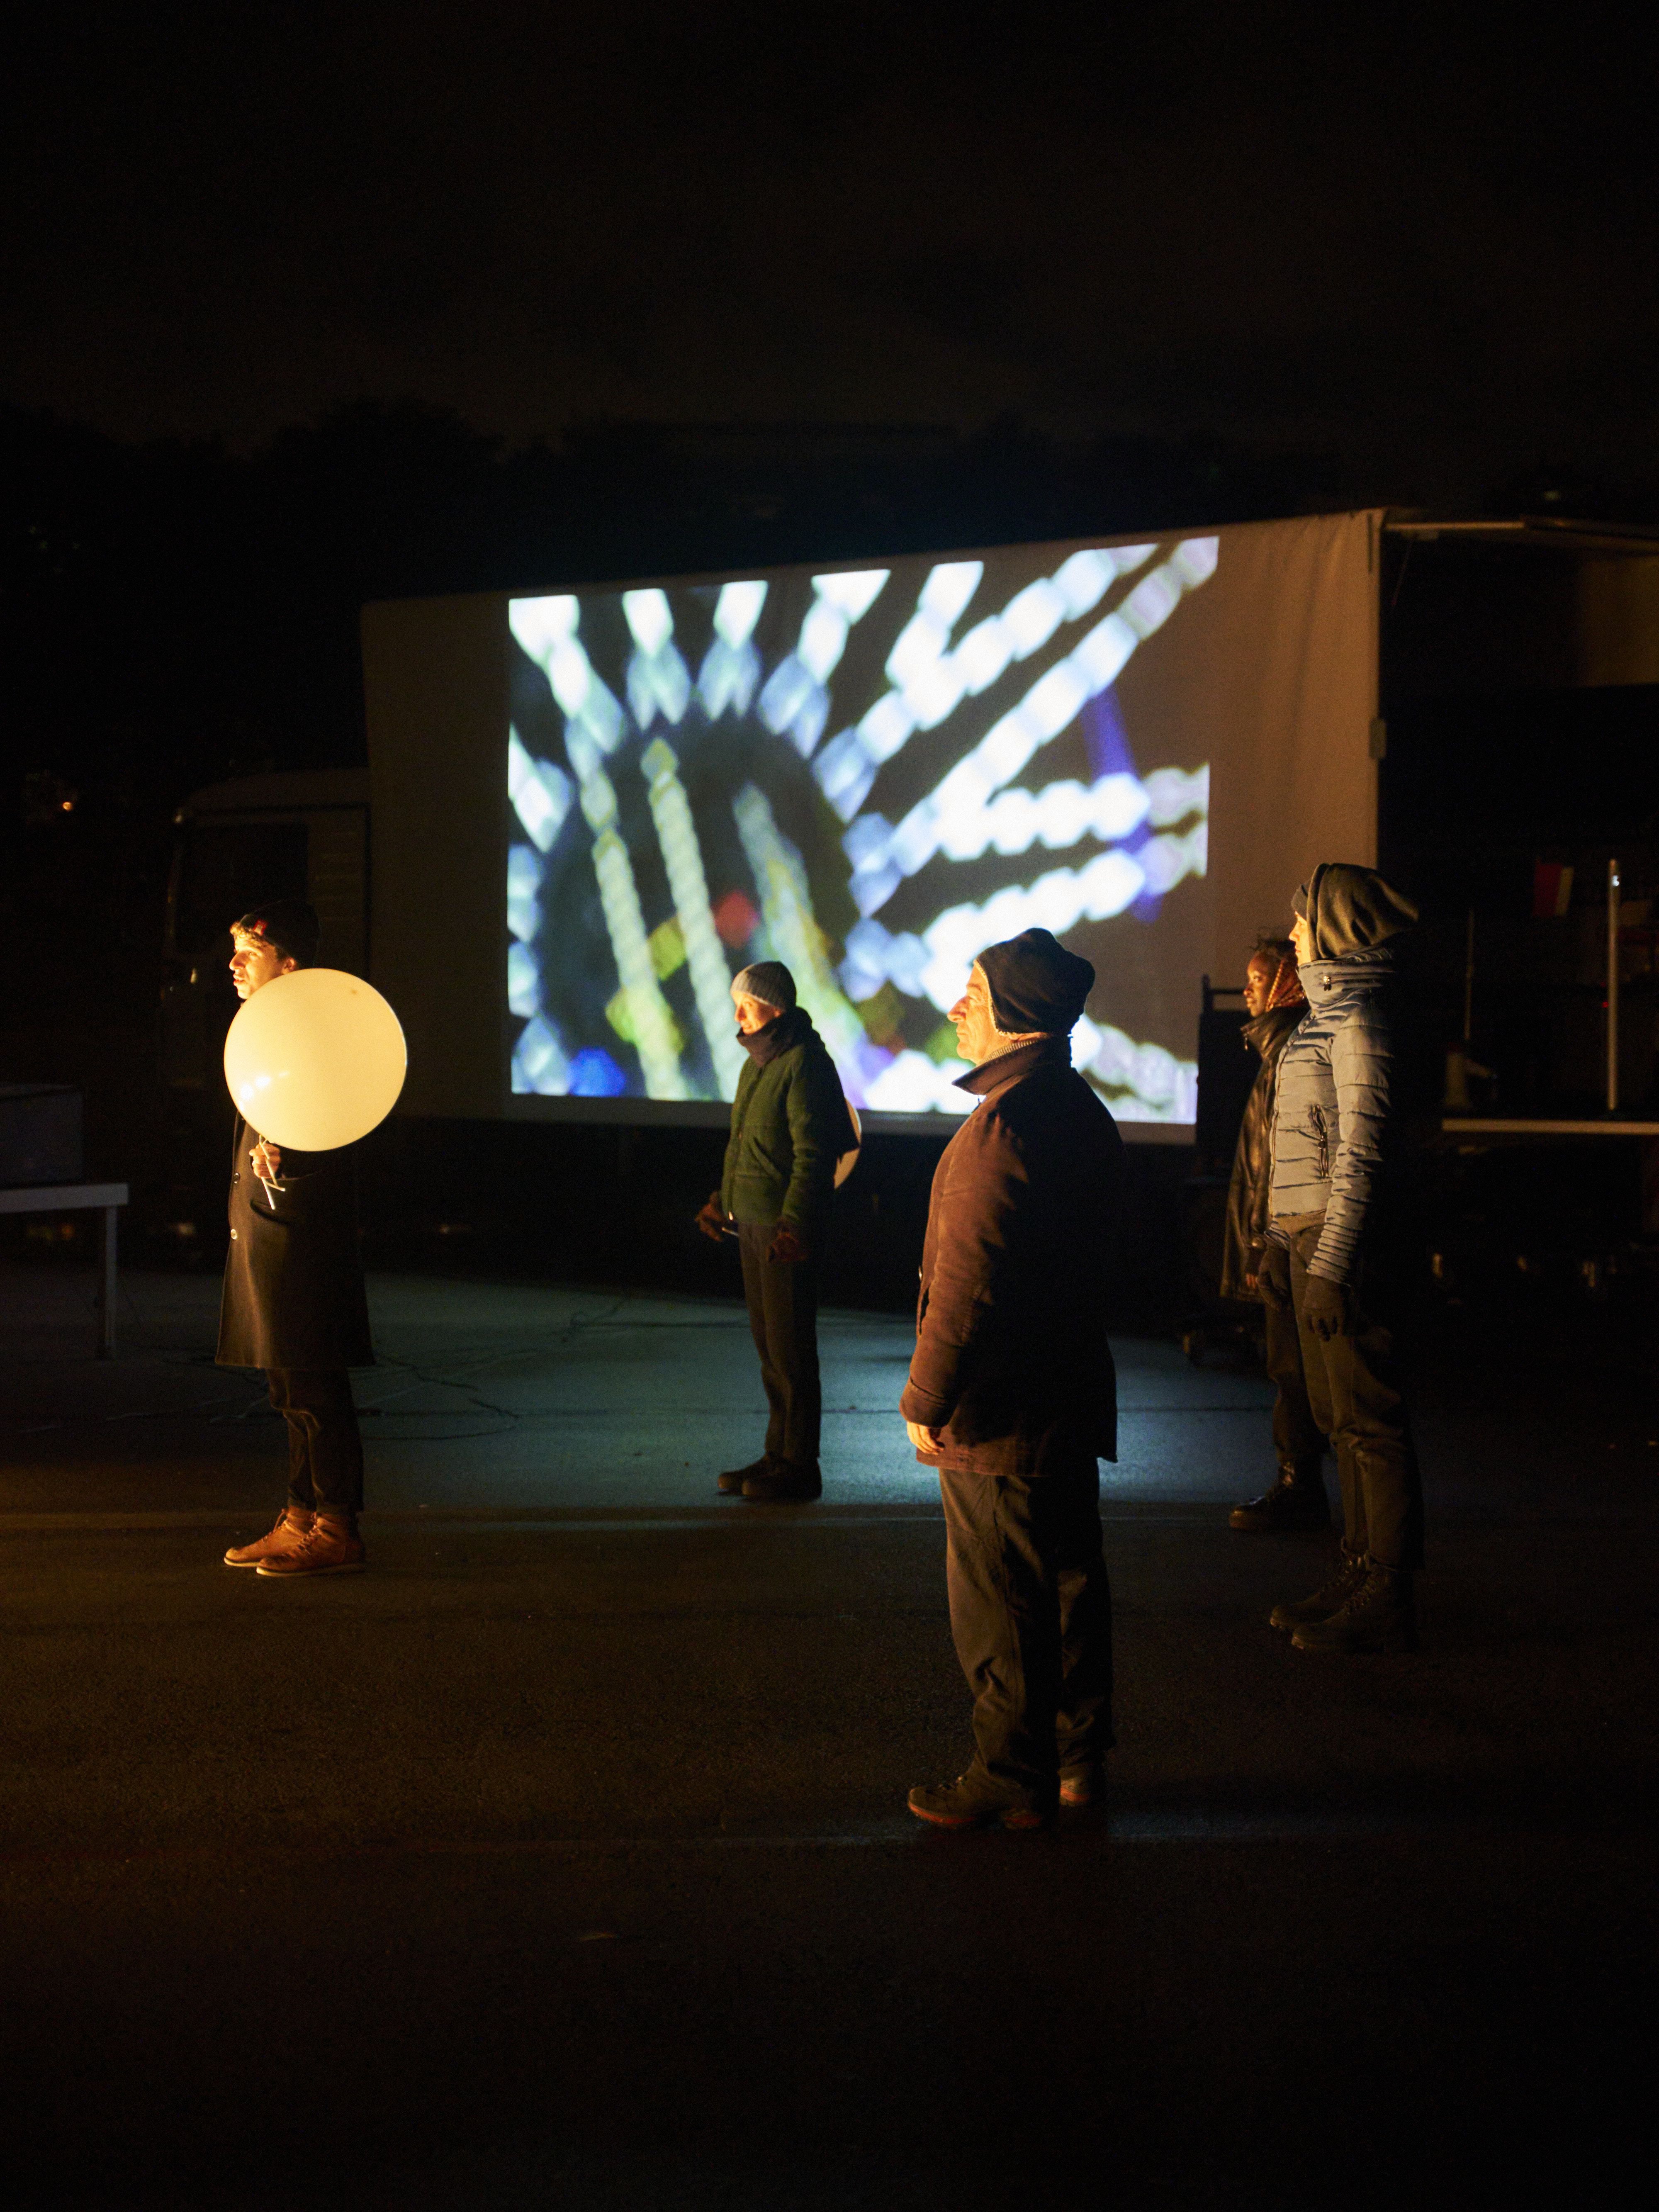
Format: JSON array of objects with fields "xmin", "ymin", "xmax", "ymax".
[{"xmin": 217, "ymin": 900, "xmax": 399, "ymax": 1578}]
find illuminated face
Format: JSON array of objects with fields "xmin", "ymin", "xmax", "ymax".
[
  {"xmin": 1290, "ymin": 912, "xmax": 1316, "ymax": 966},
  {"xmin": 1243, "ymin": 953, "xmax": 1275, "ymax": 1018},
  {"xmin": 229, "ymin": 930, "xmax": 296, "ymax": 1000},
  {"xmin": 732, "ymin": 992, "xmax": 781, "ymax": 1034},
  {"xmin": 948, "ymin": 964, "xmax": 1005, "ymax": 1066}
]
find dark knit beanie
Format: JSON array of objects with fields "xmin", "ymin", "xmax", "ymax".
[
  {"xmin": 730, "ymin": 960, "xmax": 796, "ymax": 1011},
  {"xmin": 978, "ymin": 927, "xmax": 1094, "ymax": 1034},
  {"xmin": 232, "ymin": 900, "xmax": 320, "ymax": 966}
]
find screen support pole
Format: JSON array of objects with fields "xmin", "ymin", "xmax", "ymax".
[{"xmin": 1607, "ymin": 857, "xmax": 1621, "ymax": 1114}]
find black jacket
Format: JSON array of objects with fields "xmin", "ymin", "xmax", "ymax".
[
  {"xmin": 216, "ymin": 1117, "xmax": 374, "ymax": 1370},
  {"xmin": 900, "ymin": 1036, "xmax": 1124, "ymax": 1475},
  {"xmin": 1219, "ymin": 1004, "xmax": 1304, "ymax": 1301}
]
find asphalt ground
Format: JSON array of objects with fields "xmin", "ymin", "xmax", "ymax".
[{"xmin": 1, "ymin": 1264, "xmax": 1655, "ymax": 2210}]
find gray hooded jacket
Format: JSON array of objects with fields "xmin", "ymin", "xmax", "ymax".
[{"xmin": 1268, "ymin": 863, "xmax": 1418, "ymax": 1286}]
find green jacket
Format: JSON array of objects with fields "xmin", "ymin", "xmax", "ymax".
[{"xmin": 720, "ymin": 1009, "xmax": 852, "ymax": 1238}]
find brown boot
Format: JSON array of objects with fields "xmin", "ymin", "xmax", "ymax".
[
  {"xmin": 224, "ymin": 1507, "xmax": 314, "ymax": 1568},
  {"xmin": 255, "ymin": 1511, "xmax": 366, "ymax": 1578}
]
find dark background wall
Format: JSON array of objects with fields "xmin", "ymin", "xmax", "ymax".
[{"xmin": 5, "ymin": 401, "xmax": 1659, "ymax": 1321}]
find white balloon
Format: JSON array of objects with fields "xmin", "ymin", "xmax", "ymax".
[{"xmin": 224, "ymin": 969, "xmax": 407, "ymax": 1151}]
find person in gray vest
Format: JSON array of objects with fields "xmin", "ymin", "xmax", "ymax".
[
  {"xmin": 695, "ymin": 961, "xmax": 853, "ymax": 1503},
  {"xmin": 1222, "ymin": 934, "xmax": 1329, "ymax": 1533},
  {"xmin": 1258, "ymin": 864, "xmax": 1423, "ymax": 1652}
]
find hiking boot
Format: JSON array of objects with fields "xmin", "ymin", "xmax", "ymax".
[
  {"xmin": 742, "ymin": 1460, "xmax": 823, "ymax": 1502},
  {"xmin": 718, "ymin": 1455, "xmax": 774, "ymax": 1496},
  {"xmin": 1268, "ymin": 1548, "xmax": 1368, "ymax": 1633},
  {"xmin": 1292, "ymin": 1562, "xmax": 1417, "ymax": 1654},
  {"xmin": 1058, "ymin": 1765, "xmax": 1105, "ymax": 1808},
  {"xmin": 255, "ymin": 1511, "xmax": 366, "ymax": 1578},
  {"xmin": 907, "ymin": 1776, "xmax": 1049, "ymax": 1831},
  {"xmin": 1230, "ymin": 1472, "xmax": 1331, "ymax": 1533},
  {"xmin": 224, "ymin": 1507, "xmax": 314, "ymax": 1568}
]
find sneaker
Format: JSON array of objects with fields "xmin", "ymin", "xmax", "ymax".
[
  {"xmin": 1230, "ymin": 1473, "xmax": 1331, "ymax": 1533},
  {"xmin": 907, "ymin": 1776, "xmax": 1049, "ymax": 1831},
  {"xmin": 1291, "ymin": 1562, "xmax": 1417, "ymax": 1654},
  {"xmin": 742, "ymin": 1460, "xmax": 823, "ymax": 1502},
  {"xmin": 1268, "ymin": 1548, "xmax": 1367, "ymax": 1633},
  {"xmin": 224, "ymin": 1508, "xmax": 314, "ymax": 1568},
  {"xmin": 255, "ymin": 1513, "xmax": 366, "ymax": 1578},
  {"xmin": 1058, "ymin": 1766, "xmax": 1104, "ymax": 1808},
  {"xmin": 717, "ymin": 1455, "xmax": 774, "ymax": 1496}
]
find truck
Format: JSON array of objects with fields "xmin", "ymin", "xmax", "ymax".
[{"xmin": 159, "ymin": 767, "xmax": 371, "ymax": 1093}]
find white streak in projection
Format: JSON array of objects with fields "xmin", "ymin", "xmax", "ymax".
[
  {"xmin": 839, "ymin": 820, "xmax": 1208, "ymax": 1016},
  {"xmin": 508, "ymin": 730, "xmax": 573, "ymax": 854},
  {"xmin": 565, "ymin": 726, "xmax": 686, "ymax": 1099},
  {"xmin": 813, "ymin": 543, "xmax": 1159, "ymax": 824},
  {"xmin": 511, "ymin": 1014, "xmax": 572, "ymax": 1096},
  {"xmin": 1071, "ymin": 1014, "xmax": 1199, "ymax": 1124},
  {"xmin": 758, "ymin": 569, "xmax": 890, "ymax": 759},
  {"xmin": 846, "ymin": 539, "xmax": 1217, "ymax": 912},
  {"xmin": 698, "ymin": 581, "xmax": 768, "ymax": 718},
  {"xmin": 506, "ymin": 940, "xmax": 540, "ymax": 1018},
  {"xmin": 640, "ymin": 736, "xmax": 746, "ymax": 1098},
  {"xmin": 623, "ymin": 589, "xmax": 692, "ymax": 730},
  {"xmin": 864, "ymin": 1051, "xmax": 975, "ymax": 1115},
  {"xmin": 510, "ymin": 598, "xmax": 626, "ymax": 755},
  {"xmin": 856, "ymin": 1019, "xmax": 1198, "ymax": 1124},
  {"xmin": 506, "ymin": 843, "xmax": 545, "ymax": 944},
  {"xmin": 732, "ymin": 784, "xmax": 871, "ymax": 1082}
]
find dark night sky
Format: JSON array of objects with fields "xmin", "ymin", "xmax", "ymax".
[{"xmin": 3, "ymin": 3, "xmax": 1657, "ymax": 501}]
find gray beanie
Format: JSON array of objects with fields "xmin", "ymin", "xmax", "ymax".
[{"xmin": 730, "ymin": 960, "xmax": 796, "ymax": 1011}]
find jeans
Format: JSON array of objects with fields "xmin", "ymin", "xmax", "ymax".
[{"xmin": 1263, "ymin": 1291, "xmax": 1327, "ymax": 1484}]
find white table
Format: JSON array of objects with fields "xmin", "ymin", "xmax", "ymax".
[{"xmin": 0, "ymin": 1182, "xmax": 130, "ymax": 1356}]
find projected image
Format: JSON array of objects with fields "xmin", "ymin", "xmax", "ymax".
[{"xmin": 506, "ymin": 538, "xmax": 1216, "ymax": 1120}]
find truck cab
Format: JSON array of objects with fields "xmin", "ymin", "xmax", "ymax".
[{"xmin": 160, "ymin": 768, "xmax": 370, "ymax": 1088}]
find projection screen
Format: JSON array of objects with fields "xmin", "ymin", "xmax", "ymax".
[{"xmin": 365, "ymin": 511, "xmax": 1381, "ymax": 1132}]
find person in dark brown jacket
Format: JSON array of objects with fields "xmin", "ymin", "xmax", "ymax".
[
  {"xmin": 900, "ymin": 928, "xmax": 1124, "ymax": 1830},
  {"xmin": 1221, "ymin": 937, "xmax": 1330, "ymax": 1533},
  {"xmin": 217, "ymin": 901, "xmax": 374, "ymax": 1578}
]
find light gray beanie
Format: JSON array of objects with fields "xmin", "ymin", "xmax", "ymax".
[{"xmin": 730, "ymin": 960, "xmax": 796, "ymax": 1012}]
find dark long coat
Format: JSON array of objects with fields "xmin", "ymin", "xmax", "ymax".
[
  {"xmin": 1219, "ymin": 1004, "xmax": 1305, "ymax": 1301},
  {"xmin": 216, "ymin": 1116, "xmax": 374, "ymax": 1370},
  {"xmin": 899, "ymin": 1036, "xmax": 1124, "ymax": 1476}
]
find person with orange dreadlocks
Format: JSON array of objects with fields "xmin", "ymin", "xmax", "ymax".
[{"xmin": 1220, "ymin": 935, "xmax": 1330, "ymax": 1533}]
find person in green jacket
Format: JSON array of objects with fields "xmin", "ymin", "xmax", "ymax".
[{"xmin": 695, "ymin": 960, "xmax": 853, "ymax": 1502}]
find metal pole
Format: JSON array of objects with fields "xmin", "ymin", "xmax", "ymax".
[
  {"xmin": 98, "ymin": 1204, "xmax": 117, "ymax": 1358},
  {"xmin": 1608, "ymin": 858, "xmax": 1621, "ymax": 1114}
]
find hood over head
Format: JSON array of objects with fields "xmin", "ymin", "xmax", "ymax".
[{"xmin": 1293, "ymin": 864, "xmax": 1418, "ymax": 960}]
